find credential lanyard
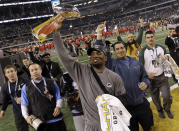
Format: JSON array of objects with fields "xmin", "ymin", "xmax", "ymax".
[
  {"xmin": 151, "ymin": 48, "xmax": 159, "ymax": 59},
  {"xmin": 31, "ymin": 77, "xmax": 48, "ymax": 95},
  {"xmin": 8, "ymin": 79, "xmax": 19, "ymax": 98},
  {"xmin": 46, "ymin": 64, "xmax": 53, "ymax": 78}
]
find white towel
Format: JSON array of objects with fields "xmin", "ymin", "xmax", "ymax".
[{"xmin": 95, "ymin": 94, "xmax": 131, "ymax": 131}]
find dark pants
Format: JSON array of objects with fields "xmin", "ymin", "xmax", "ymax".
[
  {"xmin": 176, "ymin": 50, "xmax": 179, "ymax": 66},
  {"xmin": 150, "ymin": 74, "xmax": 172, "ymax": 112},
  {"xmin": 14, "ymin": 114, "xmax": 29, "ymax": 131},
  {"xmin": 170, "ymin": 51, "xmax": 179, "ymax": 66},
  {"xmin": 126, "ymin": 98, "xmax": 153, "ymax": 131},
  {"xmin": 169, "ymin": 51, "xmax": 178, "ymax": 83},
  {"xmin": 41, "ymin": 119, "xmax": 67, "ymax": 131}
]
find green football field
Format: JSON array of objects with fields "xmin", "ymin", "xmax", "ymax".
[{"xmin": 0, "ymin": 27, "xmax": 176, "ymax": 131}]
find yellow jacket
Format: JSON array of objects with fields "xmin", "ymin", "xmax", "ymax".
[{"xmin": 126, "ymin": 43, "xmax": 141, "ymax": 59}]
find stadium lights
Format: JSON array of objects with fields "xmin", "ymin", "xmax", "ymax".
[
  {"xmin": 88, "ymin": 1, "xmax": 92, "ymax": 4},
  {"xmin": 0, "ymin": 14, "xmax": 54, "ymax": 24},
  {"xmin": 0, "ymin": 0, "xmax": 51, "ymax": 7},
  {"xmin": 73, "ymin": 0, "xmax": 98, "ymax": 7}
]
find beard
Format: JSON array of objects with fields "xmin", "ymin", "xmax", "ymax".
[
  {"xmin": 127, "ymin": 40, "xmax": 135, "ymax": 45},
  {"xmin": 91, "ymin": 63, "xmax": 103, "ymax": 69}
]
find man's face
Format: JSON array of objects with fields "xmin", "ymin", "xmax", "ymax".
[
  {"xmin": 22, "ymin": 59, "xmax": 30, "ymax": 68},
  {"xmin": 114, "ymin": 43, "xmax": 127, "ymax": 59},
  {"xmin": 145, "ymin": 34, "xmax": 155, "ymax": 48},
  {"xmin": 29, "ymin": 64, "xmax": 42, "ymax": 80},
  {"xmin": 127, "ymin": 36, "xmax": 134, "ymax": 43},
  {"xmin": 168, "ymin": 29, "xmax": 175, "ymax": 36},
  {"xmin": 34, "ymin": 53, "xmax": 40, "ymax": 58},
  {"xmin": 43, "ymin": 55, "xmax": 50, "ymax": 63},
  {"xmin": 5, "ymin": 68, "xmax": 17, "ymax": 82},
  {"xmin": 90, "ymin": 50, "xmax": 106, "ymax": 68}
]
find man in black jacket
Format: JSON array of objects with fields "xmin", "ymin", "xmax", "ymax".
[
  {"xmin": 165, "ymin": 25, "xmax": 179, "ymax": 83},
  {"xmin": 165, "ymin": 25, "xmax": 178, "ymax": 65},
  {"xmin": 29, "ymin": 51, "xmax": 63, "ymax": 86},
  {"xmin": 0, "ymin": 65, "xmax": 29, "ymax": 131},
  {"xmin": 18, "ymin": 58, "xmax": 31, "ymax": 79},
  {"xmin": 21, "ymin": 63, "xmax": 66, "ymax": 131}
]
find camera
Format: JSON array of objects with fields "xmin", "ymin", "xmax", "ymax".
[{"xmin": 62, "ymin": 73, "xmax": 83, "ymax": 112}]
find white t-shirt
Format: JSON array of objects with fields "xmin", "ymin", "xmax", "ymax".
[{"xmin": 144, "ymin": 46, "xmax": 165, "ymax": 76}]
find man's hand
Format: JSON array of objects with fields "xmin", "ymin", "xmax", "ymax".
[
  {"xmin": 16, "ymin": 97, "xmax": 21, "ymax": 104},
  {"xmin": 52, "ymin": 77, "xmax": 58, "ymax": 81},
  {"xmin": 54, "ymin": 14, "xmax": 63, "ymax": 33},
  {"xmin": 96, "ymin": 21, "xmax": 106, "ymax": 40},
  {"xmin": 147, "ymin": 72, "xmax": 156, "ymax": 79},
  {"xmin": 54, "ymin": 22, "xmax": 62, "ymax": 33},
  {"xmin": 0, "ymin": 111, "xmax": 5, "ymax": 118},
  {"xmin": 162, "ymin": 55, "xmax": 169, "ymax": 61},
  {"xmin": 138, "ymin": 82, "xmax": 147, "ymax": 90},
  {"xmin": 96, "ymin": 22, "xmax": 106, "ymax": 34},
  {"xmin": 53, "ymin": 107, "xmax": 61, "ymax": 117},
  {"xmin": 26, "ymin": 115, "xmax": 36, "ymax": 125},
  {"xmin": 139, "ymin": 17, "xmax": 144, "ymax": 27}
]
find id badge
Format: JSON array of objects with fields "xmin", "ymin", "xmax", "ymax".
[{"xmin": 152, "ymin": 59, "xmax": 158, "ymax": 68}]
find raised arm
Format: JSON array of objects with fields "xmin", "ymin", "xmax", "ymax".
[
  {"xmin": 53, "ymin": 23, "xmax": 85, "ymax": 83},
  {"xmin": 136, "ymin": 18, "xmax": 144, "ymax": 45},
  {"xmin": 95, "ymin": 23, "xmax": 113, "ymax": 70}
]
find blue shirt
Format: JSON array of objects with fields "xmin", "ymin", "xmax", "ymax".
[
  {"xmin": 120, "ymin": 57, "xmax": 130, "ymax": 67},
  {"xmin": 95, "ymin": 40, "xmax": 150, "ymax": 106},
  {"xmin": 21, "ymin": 78, "xmax": 62, "ymax": 123}
]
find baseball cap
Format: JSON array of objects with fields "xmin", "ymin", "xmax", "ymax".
[
  {"xmin": 87, "ymin": 45, "xmax": 106, "ymax": 56},
  {"xmin": 41, "ymin": 52, "xmax": 50, "ymax": 58}
]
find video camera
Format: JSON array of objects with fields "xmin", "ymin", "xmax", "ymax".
[{"xmin": 62, "ymin": 73, "xmax": 83, "ymax": 112}]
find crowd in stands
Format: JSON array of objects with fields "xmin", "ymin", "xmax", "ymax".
[
  {"xmin": 0, "ymin": 2, "xmax": 53, "ymax": 21},
  {"xmin": 0, "ymin": 0, "xmax": 178, "ymax": 48},
  {"xmin": 0, "ymin": 0, "xmax": 41, "ymax": 4}
]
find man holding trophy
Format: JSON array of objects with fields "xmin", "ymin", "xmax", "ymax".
[{"xmin": 50, "ymin": 6, "xmax": 129, "ymax": 131}]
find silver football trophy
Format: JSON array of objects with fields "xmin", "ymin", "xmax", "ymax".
[{"xmin": 32, "ymin": 3, "xmax": 80, "ymax": 42}]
